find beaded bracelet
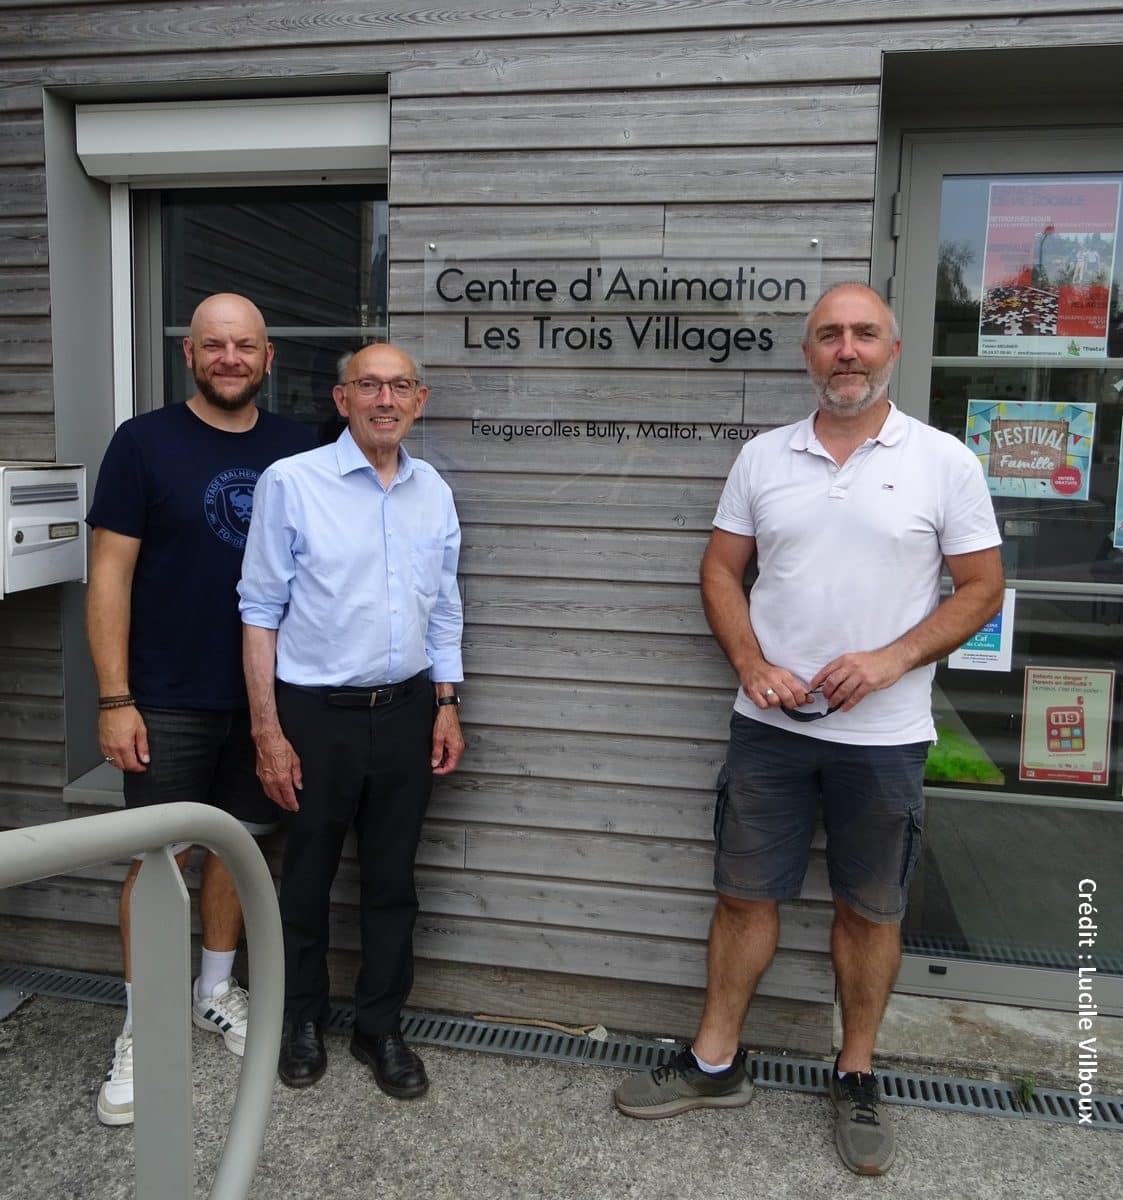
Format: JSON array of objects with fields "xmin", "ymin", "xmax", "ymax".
[{"xmin": 98, "ymin": 694, "xmax": 136, "ymax": 710}]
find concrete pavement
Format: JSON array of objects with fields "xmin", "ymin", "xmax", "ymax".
[{"xmin": 0, "ymin": 995, "xmax": 1119, "ymax": 1200}]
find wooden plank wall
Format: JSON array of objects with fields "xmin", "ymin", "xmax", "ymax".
[{"xmin": 2, "ymin": 1, "xmax": 1123, "ymax": 1051}]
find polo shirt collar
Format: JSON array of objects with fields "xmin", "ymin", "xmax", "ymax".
[
  {"xmin": 789, "ymin": 401, "xmax": 906, "ymax": 452},
  {"xmin": 333, "ymin": 427, "xmax": 415, "ymax": 484}
]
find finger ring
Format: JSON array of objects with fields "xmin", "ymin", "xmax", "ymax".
[
  {"xmin": 104, "ymin": 756, "xmax": 115, "ymax": 764},
  {"xmin": 765, "ymin": 688, "xmax": 775, "ymax": 697}
]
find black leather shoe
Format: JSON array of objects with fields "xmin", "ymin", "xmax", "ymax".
[
  {"xmin": 278, "ymin": 1019, "xmax": 326, "ymax": 1088},
  {"xmin": 350, "ymin": 1029, "xmax": 429, "ymax": 1099}
]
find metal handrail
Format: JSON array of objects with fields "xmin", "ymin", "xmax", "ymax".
[{"xmin": 0, "ymin": 802, "xmax": 284, "ymax": 1200}]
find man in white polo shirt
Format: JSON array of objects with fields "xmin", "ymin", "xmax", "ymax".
[{"xmin": 613, "ymin": 283, "xmax": 1004, "ymax": 1176}]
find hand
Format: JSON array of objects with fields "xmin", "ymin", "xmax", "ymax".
[
  {"xmin": 810, "ymin": 646, "xmax": 910, "ymax": 712},
  {"xmin": 431, "ymin": 705, "xmax": 465, "ymax": 776},
  {"xmin": 253, "ymin": 728, "xmax": 303, "ymax": 812},
  {"xmin": 99, "ymin": 706, "xmax": 150, "ymax": 773},
  {"xmin": 739, "ymin": 663, "xmax": 812, "ymax": 712}
]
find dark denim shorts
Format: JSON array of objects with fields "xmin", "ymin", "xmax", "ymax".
[
  {"xmin": 713, "ymin": 713, "xmax": 927, "ymax": 923},
  {"xmin": 123, "ymin": 706, "xmax": 277, "ymax": 833}
]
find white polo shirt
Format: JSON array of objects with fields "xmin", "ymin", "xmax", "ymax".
[{"xmin": 713, "ymin": 403, "xmax": 1001, "ymax": 745}]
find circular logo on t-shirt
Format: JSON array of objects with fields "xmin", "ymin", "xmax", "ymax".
[{"xmin": 204, "ymin": 468, "xmax": 259, "ymax": 548}]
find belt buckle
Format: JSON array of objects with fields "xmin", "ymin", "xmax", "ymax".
[{"xmin": 370, "ymin": 686, "xmax": 391, "ymax": 707}]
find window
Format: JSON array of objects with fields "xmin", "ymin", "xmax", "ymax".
[
  {"xmin": 158, "ymin": 186, "xmax": 388, "ymax": 433},
  {"xmin": 74, "ymin": 93, "xmax": 389, "ymax": 430}
]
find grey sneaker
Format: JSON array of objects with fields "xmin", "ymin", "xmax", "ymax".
[
  {"xmin": 829, "ymin": 1063, "xmax": 895, "ymax": 1175},
  {"xmin": 613, "ymin": 1046, "xmax": 754, "ymax": 1119}
]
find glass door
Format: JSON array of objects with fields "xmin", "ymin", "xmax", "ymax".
[{"xmin": 892, "ymin": 131, "xmax": 1122, "ymax": 1012}]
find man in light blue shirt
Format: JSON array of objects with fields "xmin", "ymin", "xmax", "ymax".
[{"xmin": 239, "ymin": 342, "xmax": 464, "ymax": 1098}]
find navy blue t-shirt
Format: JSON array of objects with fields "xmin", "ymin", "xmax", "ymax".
[{"xmin": 87, "ymin": 403, "xmax": 314, "ymax": 710}]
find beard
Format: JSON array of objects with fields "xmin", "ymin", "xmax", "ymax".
[
  {"xmin": 194, "ymin": 367, "xmax": 265, "ymax": 412},
  {"xmin": 814, "ymin": 360, "xmax": 894, "ymax": 416}
]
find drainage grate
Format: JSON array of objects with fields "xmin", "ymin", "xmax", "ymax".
[
  {"xmin": 757, "ymin": 1056, "xmax": 1123, "ymax": 1131},
  {"xmin": 4, "ymin": 962, "xmax": 1119, "ymax": 1131},
  {"xmin": 0, "ymin": 963, "xmax": 125, "ymax": 1007}
]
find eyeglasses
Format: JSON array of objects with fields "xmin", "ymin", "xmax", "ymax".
[
  {"xmin": 781, "ymin": 687, "xmax": 842, "ymax": 723},
  {"xmin": 344, "ymin": 377, "xmax": 418, "ymax": 399}
]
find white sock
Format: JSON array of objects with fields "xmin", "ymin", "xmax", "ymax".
[
  {"xmin": 196, "ymin": 948, "xmax": 236, "ymax": 999},
  {"xmin": 691, "ymin": 1047, "xmax": 734, "ymax": 1074},
  {"xmin": 122, "ymin": 982, "xmax": 133, "ymax": 1036}
]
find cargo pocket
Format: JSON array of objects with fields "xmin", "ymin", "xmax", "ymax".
[
  {"xmin": 712, "ymin": 764, "xmax": 730, "ymax": 847},
  {"xmin": 899, "ymin": 799, "xmax": 925, "ymax": 889}
]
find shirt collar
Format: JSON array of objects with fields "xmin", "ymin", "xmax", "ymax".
[
  {"xmin": 333, "ymin": 427, "xmax": 415, "ymax": 485},
  {"xmin": 788, "ymin": 401, "xmax": 906, "ymax": 452}
]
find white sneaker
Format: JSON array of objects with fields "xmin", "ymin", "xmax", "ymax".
[
  {"xmin": 192, "ymin": 977, "xmax": 249, "ymax": 1056},
  {"xmin": 97, "ymin": 1033, "xmax": 134, "ymax": 1126}
]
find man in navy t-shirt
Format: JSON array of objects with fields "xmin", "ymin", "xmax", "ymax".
[{"xmin": 85, "ymin": 292, "xmax": 313, "ymax": 1126}]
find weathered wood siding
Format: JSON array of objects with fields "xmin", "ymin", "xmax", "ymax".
[{"xmin": 2, "ymin": 1, "xmax": 1123, "ymax": 1049}]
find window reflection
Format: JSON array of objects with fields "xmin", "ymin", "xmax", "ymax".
[
  {"xmin": 161, "ymin": 186, "xmax": 388, "ymax": 431},
  {"xmin": 904, "ymin": 795, "xmax": 1121, "ymax": 972}
]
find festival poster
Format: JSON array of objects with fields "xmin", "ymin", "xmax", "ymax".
[
  {"xmin": 965, "ymin": 399, "xmax": 1095, "ymax": 501},
  {"xmin": 978, "ymin": 180, "xmax": 1120, "ymax": 359},
  {"xmin": 1019, "ymin": 666, "xmax": 1114, "ymax": 786},
  {"xmin": 948, "ymin": 588, "xmax": 1015, "ymax": 672}
]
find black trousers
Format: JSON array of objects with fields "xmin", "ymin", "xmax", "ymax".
[{"xmin": 276, "ymin": 677, "xmax": 434, "ymax": 1035}]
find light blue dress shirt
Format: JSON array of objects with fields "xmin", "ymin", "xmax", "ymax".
[{"xmin": 238, "ymin": 429, "xmax": 463, "ymax": 687}]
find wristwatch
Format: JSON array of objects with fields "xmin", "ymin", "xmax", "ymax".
[{"xmin": 436, "ymin": 694, "xmax": 460, "ymax": 707}]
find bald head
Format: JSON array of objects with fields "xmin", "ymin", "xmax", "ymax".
[
  {"xmin": 188, "ymin": 292, "xmax": 268, "ymax": 343},
  {"xmin": 183, "ymin": 292, "xmax": 274, "ymax": 413},
  {"xmin": 344, "ymin": 342, "xmax": 422, "ymax": 384}
]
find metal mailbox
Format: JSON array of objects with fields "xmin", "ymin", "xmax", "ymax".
[{"xmin": 0, "ymin": 462, "xmax": 87, "ymax": 599}]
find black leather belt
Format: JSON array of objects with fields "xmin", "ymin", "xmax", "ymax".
[{"xmin": 280, "ymin": 671, "xmax": 426, "ymax": 708}]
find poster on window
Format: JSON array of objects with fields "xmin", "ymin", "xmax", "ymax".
[
  {"xmin": 948, "ymin": 588, "xmax": 1015, "ymax": 671},
  {"xmin": 965, "ymin": 399, "xmax": 1095, "ymax": 500},
  {"xmin": 1019, "ymin": 666, "xmax": 1114, "ymax": 786},
  {"xmin": 978, "ymin": 180, "xmax": 1120, "ymax": 359}
]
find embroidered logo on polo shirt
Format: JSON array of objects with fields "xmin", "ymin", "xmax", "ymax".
[{"xmin": 204, "ymin": 467, "xmax": 259, "ymax": 549}]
